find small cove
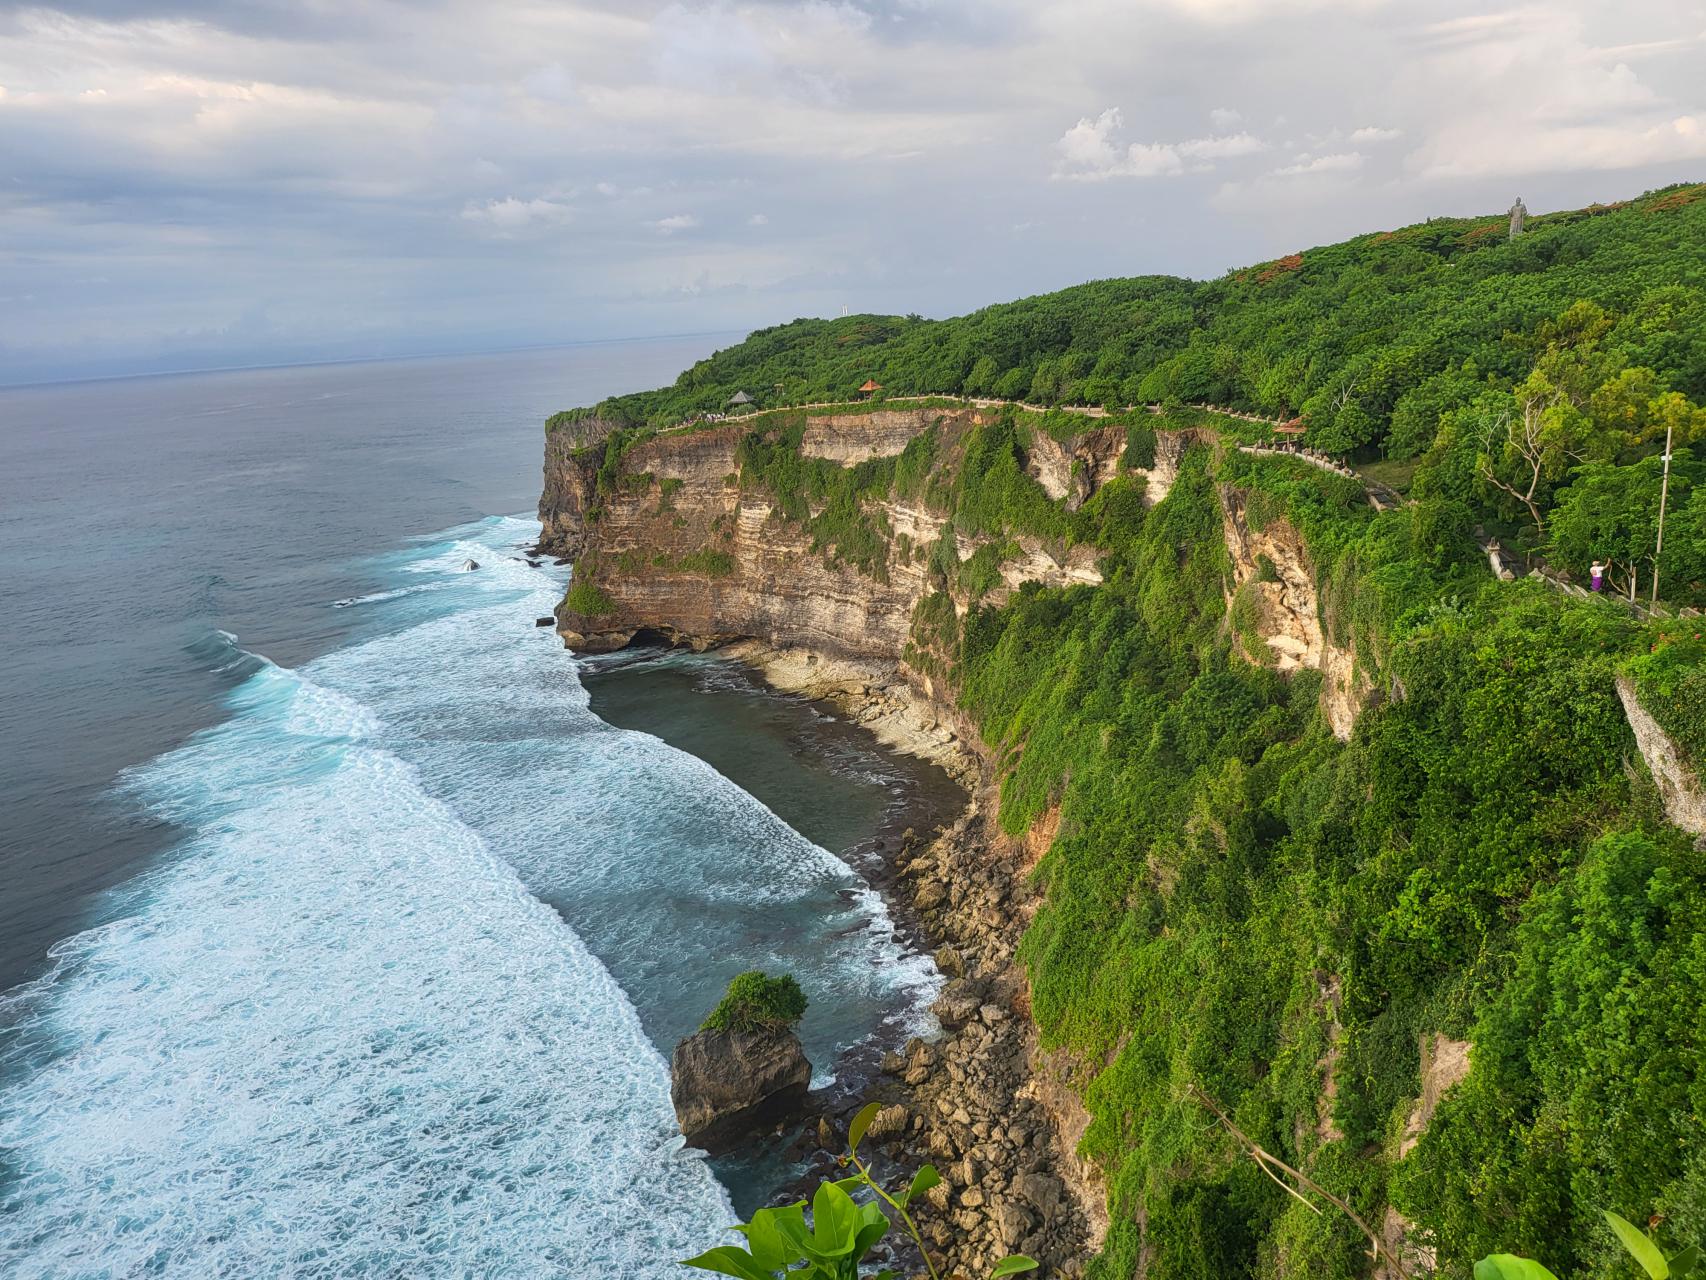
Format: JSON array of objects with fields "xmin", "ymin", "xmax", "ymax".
[{"xmin": 580, "ymin": 646, "xmax": 968, "ymax": 1210}]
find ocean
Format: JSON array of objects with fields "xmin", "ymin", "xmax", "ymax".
[{"xmin": 0, "ymin": 344, "xmax": 950, "ymax": 1276}]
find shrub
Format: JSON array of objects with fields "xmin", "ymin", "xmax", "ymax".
[
  {"xmin": 565, "ymin": 579, "xmax": 616, "ymax": 617},
  {"xmin": 701, "ymin": 971, "xmax": 808, "ymax": 1034}
]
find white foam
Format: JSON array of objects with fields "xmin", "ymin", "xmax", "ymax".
[
  {"xmin": 0, "ymin": 657, "xmax": 733, "ymax": 1277},
  {"xmin": 0, "ymin": 511, "xmax": 942, "ymax": 1277}
]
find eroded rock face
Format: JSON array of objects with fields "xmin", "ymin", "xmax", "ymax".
[
  {"xmin": 1617, "ymin": 674, "xmax": 1706, "ymax": 840},
  {"xmin": 544, "ymin": 408, "xmax": 1115, "ymax": 657},
  {"xmin": 539, "ymin": 416, "xmax": 620, "ymax": 556},
  {"xmin": 1024, "ymin": 426, "xmax": 1125, "ymax": 510},
  {"xmin": 670, "ymin": 1026, "xmax": 812, "ymax": 1146},
  {"xmin": 800, "ymin": 410, "xmax": 934, "ymax": 465},
  {"xmin": 1219, "ymin": 485, "xmax": 1365, "ymax": 740},
  {"xmin": 1126, "ymin": 428, "xmax": 1205, "ymax": 508}
]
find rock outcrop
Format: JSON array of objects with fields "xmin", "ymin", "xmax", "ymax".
[
  {"xmin": 1617, "ymin": 674, "xmax": 1706, "ymax": 841},
  {"xmin": 542, "ymin": 407, "xmax": 1130, "ymax": 655},
  {"xmin": 670, "ymin": 1026, "xmax": 813, "ymax": 1146},
  {"xmin": 1219, "ymin": 484, "xmax": 1367, "ymax": 740}
]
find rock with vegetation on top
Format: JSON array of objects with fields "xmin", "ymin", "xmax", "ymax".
[{"xmin": 671, "ymin": 971, "xmax": 811, "ymax": 1145}]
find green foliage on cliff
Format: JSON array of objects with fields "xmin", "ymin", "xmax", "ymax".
[
  {"xmin": 933, "ymin": 442, "xmax": 1706, "ymax": 1280},
  {"xmin": 566, "ymin": 182, "xmax": 1706, "ymax": 1279},
  {"xmin": 1626, "ymin": 631, "xmax": 1706, "ymax": 769},
  {"xmin": 565, "ymin": 577, "xmax": 616, "ymax": 617},
  {"xmin": 701, "ymin": 971, "xmax": 807, "ymax": 1035}
]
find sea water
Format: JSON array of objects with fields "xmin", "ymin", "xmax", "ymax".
[{"xmin": 0, "ymin": 350, "xmax": 943, "ymax": 1276}]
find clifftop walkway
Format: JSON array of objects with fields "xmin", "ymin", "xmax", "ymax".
[{"xmin": 654, "ymin": 391, "xmax": 1697, "ymax": 616}]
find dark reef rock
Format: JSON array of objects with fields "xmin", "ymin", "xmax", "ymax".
[{"xmin": 670, "ymin": 1026, "xmax": 812, "ymax": 1147}]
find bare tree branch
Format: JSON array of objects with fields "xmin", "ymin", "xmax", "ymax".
[{"xmin": 1188, "ymin": 1085, "xmax": 1412, "ymax": 1280}]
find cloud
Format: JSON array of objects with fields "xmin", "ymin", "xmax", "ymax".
[
  {"xmin": 1270, "ymin": 151, "xmax": 1364, "ymax": 176},
  {"xmin": 460, "ymin": 196, "xmax": 575, "ymax": 235},
  {"xmin": 3, "ymin": 0, "xmax": 1705, "ymax": 381},
  {"xmin": 1054, "ymin": 108, "xmax": 1266, "ymax": 179},
  {"xmin": 1401, "ymin": 7, "xmax": 1706, "ymax": 178}
]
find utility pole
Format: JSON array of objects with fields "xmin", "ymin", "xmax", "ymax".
[{"xmin": 1651, "ymin": 419, "xmax": 1676, "ymax": 609}]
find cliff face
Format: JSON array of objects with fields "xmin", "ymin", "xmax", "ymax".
[
  {"xmin": 541, "ymin": 407, "xmax": 1120, "ymax": 656},
  {"xmin": 1616, "ymin": 674, "xmax": 1706, "ymax": 840},
  {"xmin": 1219, "ymin": 485, "xmax": 1367, "ymax": 740}
]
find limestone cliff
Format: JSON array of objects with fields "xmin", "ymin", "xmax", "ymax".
[
  {"xmin": 1616, "ymin": 674, "xmax": 1706, "ymax": 840},
  {"xmin": 1219, "ymin": 484, "xmax": 1367, "ymax": 740},
  {"xmin": 536, "ymin": 405, "xmax": 1381, "ymax": 1276},
  {"xmin": 540, "ymin": 406, "xmax": 1119, "ymax": 656}
]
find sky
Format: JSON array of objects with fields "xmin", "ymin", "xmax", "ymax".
[{"xmin": 2, "ymin": 0, "xmax": 1705, "ymax": 384}]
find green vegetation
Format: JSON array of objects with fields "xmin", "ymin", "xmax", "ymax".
[
  {"xmin": 683, "ymin": 1101, "xmax": 1035, "ymax": 1280},
  {"xmin": 561, "ymin": 184, "xmax": 1706, "ymax": 1279},
  {"xmin": 1626, "ymin": 631, "xmax": 1706, "ymax": 767},
  {"xmin": 564, "ymin": 577, "xmax": 616, "ymax": 617},
  {"xmin": 700, "ymin": 971, "xmax": 808, "ymax": 1035},
  {"xmin": 1479, "ymin": 1210, "xmax": 1702, "ymax": 1279},
  {"xmin": 933, "ymin": 439, "xmax": 1706, "ymax": 1280}
]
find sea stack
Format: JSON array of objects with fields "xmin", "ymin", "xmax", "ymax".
[{"xmin": 671, "ymin": 971, "xmax": 811, "ymax": 1146}]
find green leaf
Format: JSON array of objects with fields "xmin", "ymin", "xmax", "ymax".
[
  {"xmin": 1606, "ymin": 1211, "xmax": 1670, "ymax": 1279},
  {"xmin": 1473, "ymin": 1256, "xmax": 1562, "ymax": 1280},
  {"xmin": 901, "ymin": 1164, "xmax": 941, "ymax": 1210},
  {"xmin": 1670, "ymin": 1245, "xmax": 1701, "ymax": 1278},
  {"xmin": 990, "ymin": 1257, "xmax": 1040, "ymax": 1278},
  {"xmin": 809, "ymin": 1180, "xmax": 860, "ymax": 1258},
  {"xmin": 852, "ymin": 1216, "xmax": 889, "ymax": 1259},
  {"xmin": 736, "ymin": 1208, "xmax": 803, "ymax": 1271},
  {"xmin": 848, "ymin": 1102, "xmax": 882, "ymax": 1154},
  {"xmin": 766, "ymin": 1203, "xmax": 813, "ymax": 1261},
  {"xmin": 679, "ymin": 1245, "xmax": 776, "ymax": 1280}
]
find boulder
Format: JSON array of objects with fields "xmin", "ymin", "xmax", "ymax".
[
  {"xmin": 670, "ymin": 1026, "xmax": 812, "ymax": 1145},
  {"xmin": 865, "ymin": 1104, "xmax": 909, "ymax": 1140},
  {"xmin": 932, "ymin": 978, "xmax": 985, "ymax": 1028},
  {"xmin": 914, "ymin": 879, "xmax": 948, "ymax": 912},
  {"xmin": 459, "ymin": 558, "xmax": 480, "ymax": 571},
  {"xmin": 534, "ymin": 616, "xmax": 555, "ymax": 627}
]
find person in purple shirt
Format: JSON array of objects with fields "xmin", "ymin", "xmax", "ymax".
[{"xmin": 1591, "ymin": 560, "xmax": 1605, "ymax": 592}]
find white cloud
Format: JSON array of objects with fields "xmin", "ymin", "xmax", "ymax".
[
  {"xmin": 460, "ymin": 196, "xmax": 575, "ymax": 235},
  {"xmin": 4, "ymin": 0, "xmax": 1705, "ymax": 381},
  {"xmin": 520, "ymin": 63, "xmax": 575, "ymax": 103},
  {"xmin": 1055, "ymin": 108, "xmax": 1265, "ymax": 179},
  {"xmin": 1401, "ymin": 6, "xmax": 1706, "ymax": 178},
  {"xmin": 1270, "ymin": 151, "xmax": 1364, "ymax": 176},
  {"xmin": 1179, "ymin": 132, "xmax": 1266, "ymax": 159}
]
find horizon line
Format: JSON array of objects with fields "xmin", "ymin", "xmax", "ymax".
[{"xmin": 0, "ymin": 328, "xmax": 752, "ymax": 393}]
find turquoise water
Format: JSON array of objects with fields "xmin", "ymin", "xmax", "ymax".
[{"xmin": 0, "ymin": 350, "xmax": 944, "ymax": 1276}]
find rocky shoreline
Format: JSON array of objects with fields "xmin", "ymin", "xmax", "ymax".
[{"xmin": 716, "ymin": 643, "xmax": 1100, "ymax": 1278}]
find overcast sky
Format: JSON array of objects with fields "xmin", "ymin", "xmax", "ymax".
[{"xmin": 2, "ymin": 0, "xmax": 1704, "ymax": 383}]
